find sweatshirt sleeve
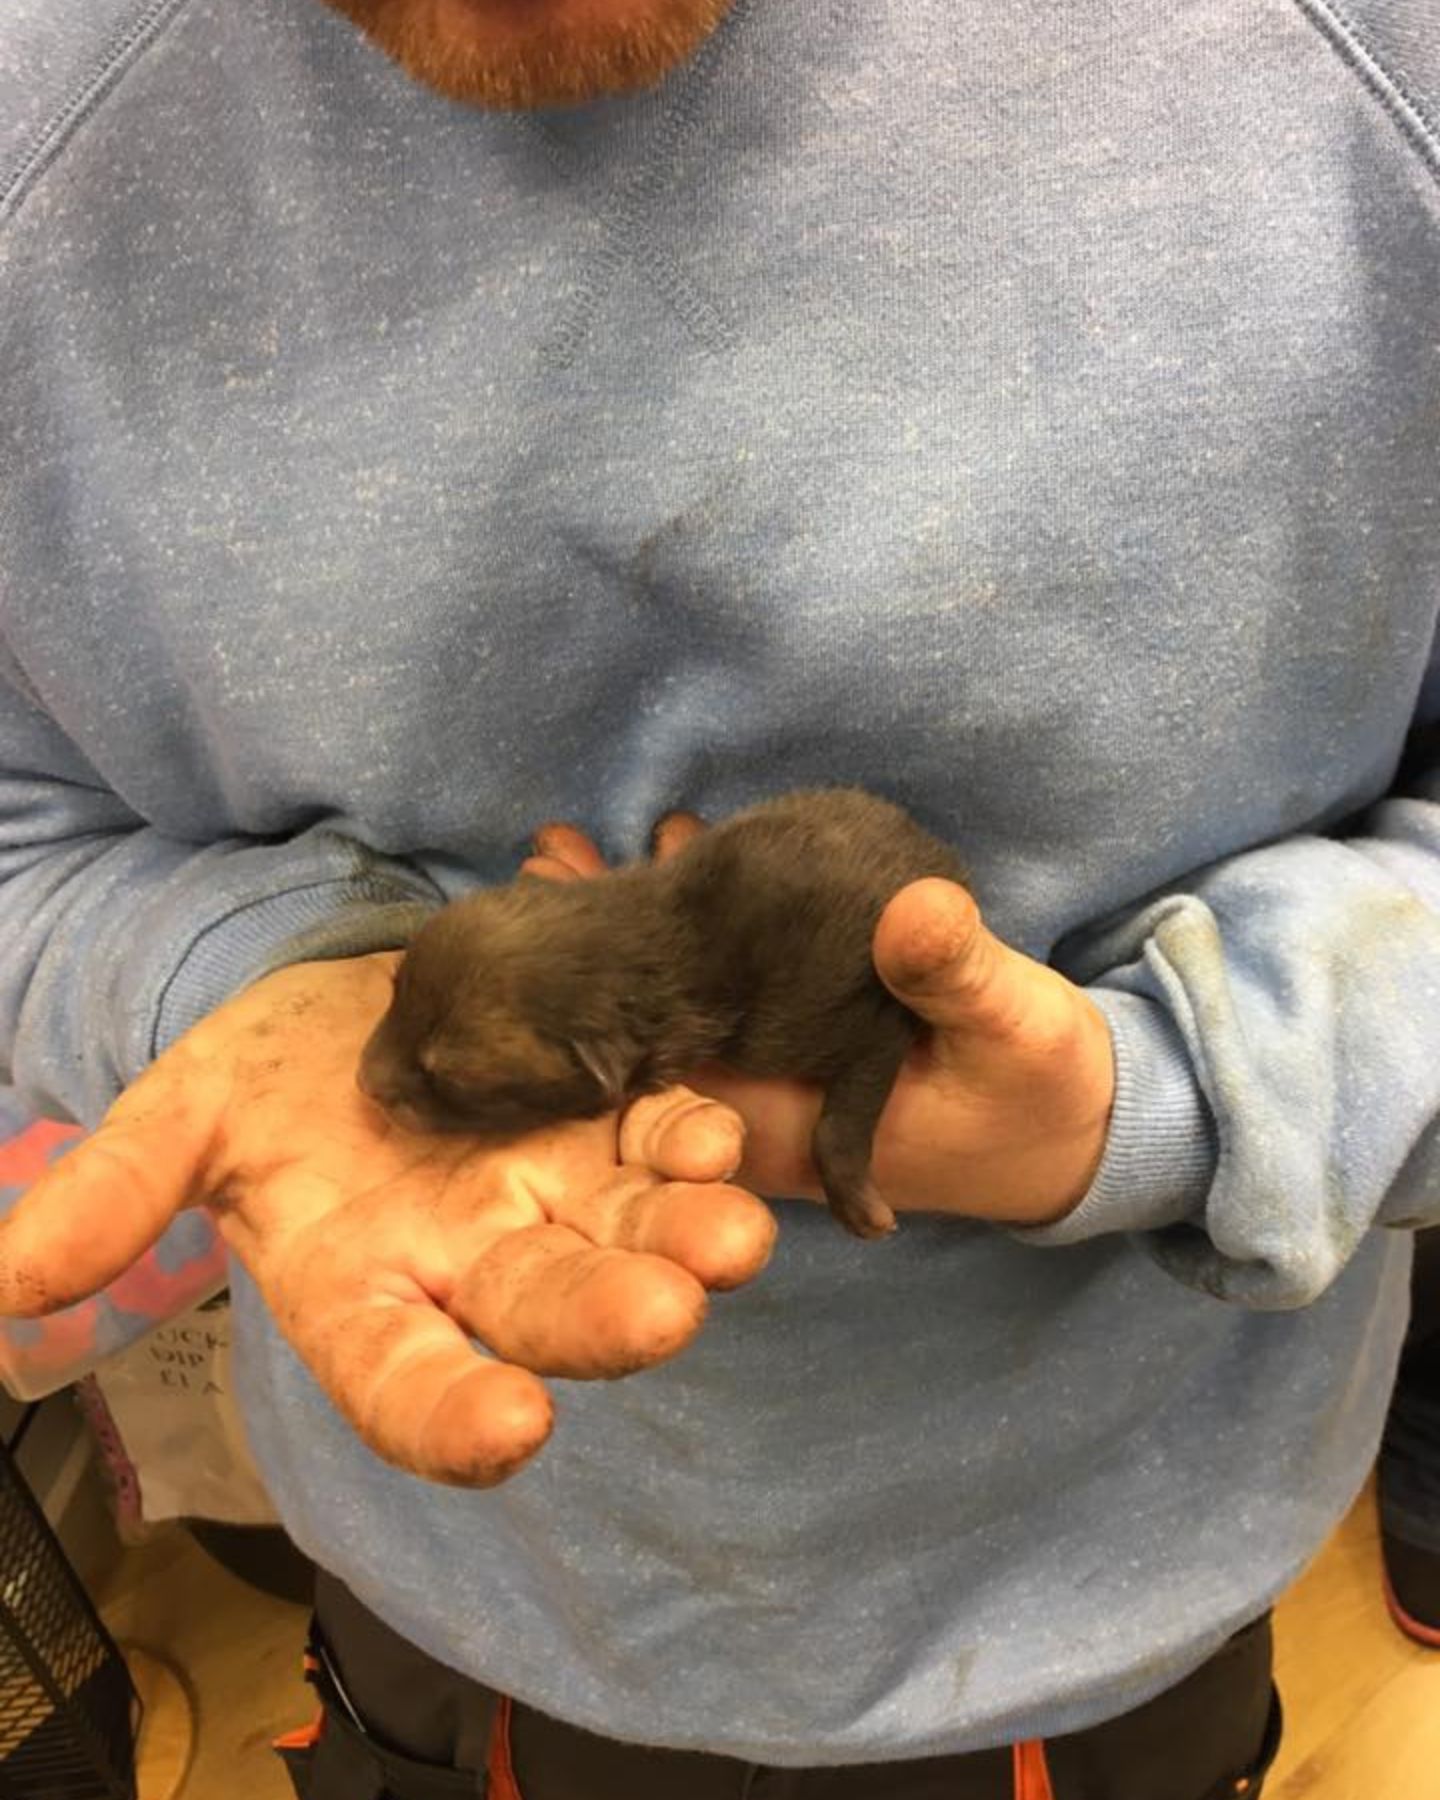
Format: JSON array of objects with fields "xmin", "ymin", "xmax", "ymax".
[
  {"xmin": 1023, "ymin": 654, "xmax": 1440, "ymax": 1309},
  {"xmin": 0, "ymin": 654, "xmax": 442, "ymax": 1127}
]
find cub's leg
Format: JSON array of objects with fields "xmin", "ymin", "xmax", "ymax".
[{"xmin": 810, "ymin": 1012, "xmax": 913, "ymax": 1239}]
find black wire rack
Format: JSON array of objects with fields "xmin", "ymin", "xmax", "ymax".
[{"xmin": 0, "ymin": 1426, "xmax": 137, "ymax": 1800}]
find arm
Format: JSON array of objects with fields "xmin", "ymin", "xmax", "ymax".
[
  {"xmin": 0, "ymin": 647, "xmax": 439, "ymax": 1392},
  {"xmin": 0, "ymin": 664, "xmax": 775, "ymax": 1477},
  {"xmin": 644, "ymin": 658, "xmax": 1440, "ymax": 1310},
  {"xmin": 0, "ymin": 648, "xmax": 439, "ymax": 1123},
  {"xmin": 1050, "ymin": 679, "xmax": 1440, "ymax": 1305}
]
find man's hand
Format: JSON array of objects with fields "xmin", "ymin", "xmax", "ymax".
[
  {"xmin": 702, "ymin": 877, "xmax": 1115, "ymax": 1227},
  {"xmin": 0, "ymin": 953, "xmax": 775, "ymax": 1485},
  {"xmin": 534, "ymin": 816, "xmax": 1115, "ymax": 1229}
]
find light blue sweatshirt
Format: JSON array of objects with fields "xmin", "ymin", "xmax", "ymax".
[{"xmin": 3, "ymin": 0, "xmax": 1439, "ymax": 1764}]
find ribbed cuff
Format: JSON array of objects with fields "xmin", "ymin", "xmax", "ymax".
[
  {"xmin": 1014, "ymin": 989, "xmax": 1218, "ymax": 1247},
  {"xmin": 151, "ymin": 878, "xmax": 440, "ymax": 1056}
]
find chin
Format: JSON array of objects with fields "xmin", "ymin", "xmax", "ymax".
[{"xmin": 320, "ymin": 0, "xmax": 736, "ymax": 109}]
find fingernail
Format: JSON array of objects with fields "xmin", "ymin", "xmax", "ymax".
[
  {"xmin": 682, "ymin": 1115, "xmax": 743, "ymax": 1178},
  {"xmin": 712, "ymin": 1127, "xmax": 745, "ymax": 1181}
]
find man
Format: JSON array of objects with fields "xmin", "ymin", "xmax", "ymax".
[{"xmin": 1, "ymin": 2, "xmax": 1438, "ymax": 1795}]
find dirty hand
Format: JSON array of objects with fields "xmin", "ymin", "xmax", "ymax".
[
  {"xmin": 0, "ymin": 952, "xmax": 775, "ymax": 1484},
  {"xmin": 532, "ymin": 816, "xmax": 1114, "ymax": 1229}
]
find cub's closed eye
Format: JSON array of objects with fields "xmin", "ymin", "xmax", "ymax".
[{"xmin": 420, "ymin": 1056, "xmax": 479, "ymax": 1100}]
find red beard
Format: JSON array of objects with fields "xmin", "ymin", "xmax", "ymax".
[{"xmin": 320, "ymin": 0, "xmax": 737, "ymax": 108}]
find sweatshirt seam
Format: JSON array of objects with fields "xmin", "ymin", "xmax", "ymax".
[
  {"xmin": 145, "ymin": 873, "xmax": 421, "ymax": 1062},
  {"xmin": 1288, "ymin": 0, "xmax": 1440, "ymax": 189},
  {"xmin": 0, "ymin": 0, "xmax": 196, "ymax": 231},
  {"xmin": 534, "ymin": 0, "xmax": 750, "ymax": 370}
]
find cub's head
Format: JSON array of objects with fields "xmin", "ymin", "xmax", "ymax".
[{"xmin": 357, "ymin": 883, "xmax": 635, "ymax": 1139}]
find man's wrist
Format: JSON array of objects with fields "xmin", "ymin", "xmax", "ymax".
[
  {"xmin": 1012, "ymin": 990, "xmax": 1217, "ymax": 1246},
  {"xmin": 154, "ymin": 886, "xmax": 438, "ymax": 1059}
]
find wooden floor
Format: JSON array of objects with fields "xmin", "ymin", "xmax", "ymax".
[
  {"xmin": 93, "ymin": 1479, "xmax": 1440, "ymax": 1799},
  {"xmin": 1265, "ymin": 1483, "xmax": 1439, "ymax": 1799},
  {"xmin": 96, "ymin": 1523, "xmax": 307, "ymax": 1800}
]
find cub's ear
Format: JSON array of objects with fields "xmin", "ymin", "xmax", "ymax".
[{"xmin": 567, "ymin": 1037, "xmax": 633, "ymax": 1108}]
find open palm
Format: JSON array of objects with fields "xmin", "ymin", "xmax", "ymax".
[{"xmin": 0, "ymin": 949, "xmax": 775, "ymax": 1485}]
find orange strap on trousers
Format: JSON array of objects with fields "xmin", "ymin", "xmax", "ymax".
[{"xmin": 1013, "ymin": 1738, "xmax": 1058, "ymax": 1800}]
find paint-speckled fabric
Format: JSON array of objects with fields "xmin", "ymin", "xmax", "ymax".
[{"xmin": 2, "ymin": 0, "xmax": 1438, "ymax": 1765}]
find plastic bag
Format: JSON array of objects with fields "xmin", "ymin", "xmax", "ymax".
[
  {"xmin": 0, "ymin": 1089, "xmax": 227, "ymax": 1400},
  {"xmin": 87, "ymin": 1292, "xmax": 276, "ymax": 1528}
]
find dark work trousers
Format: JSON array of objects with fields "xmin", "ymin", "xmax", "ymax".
[
  {"xmin": 1379, "ymin": 1228, "xmax": 1440, "ymax": 1554},
  {"xmin": 274, "ymin": 1571, "xmax": 1282, "ymax": 1800}
]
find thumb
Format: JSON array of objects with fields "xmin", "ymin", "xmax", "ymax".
[
  {"xmin": 0, "ymin": 1067, "xmax": 216, "ymax": 1317},
  {"xmin": 873, "ymin": 878, "xmax": 1034, "ymax": 1040}
]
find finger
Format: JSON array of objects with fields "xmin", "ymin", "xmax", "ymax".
[
  {"xmin": 617, "ymin": 1184, "xmax": 777, "ymax": 1291},
  {"xmin": 450, "ymin": 1221, "xmax": 709, "ymax": 1378},
  {"xmin": 531, "ymin": 822, "xmax": 608, "ymax": 879},
  {"xmin": 303, "ymin": 1294, "xmax": 554, "ymax": 1485},
  {"xmin": 540, "ymin": 1146, "xmax": 776, "ymax": 1292},
  {"xmin": 649, "ymin": 810, "xmax": 706, "ymax": 862},
  {"xmin": 620, "ymin": 1085, "xmax": 745, "ymax": 1183},
  {"xmin": 519, "ymin": 853, "xmax": 585, "ymax": 883},
  {"xmin": 0, "ymin": 1073, "xmax": 216, "ymax": 1316},
  {"xmin": 684, "ymin": 1065, "xmax": 826, "ymax": 1202},
  {"xmin": 873, "ymin": 878, "xmax": 1033, "ymax": 1040}
]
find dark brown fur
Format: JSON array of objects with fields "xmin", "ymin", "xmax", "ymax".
[{"xmin": 358, "ymin": 789, "xmax": 968, "ymax": 1237}]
